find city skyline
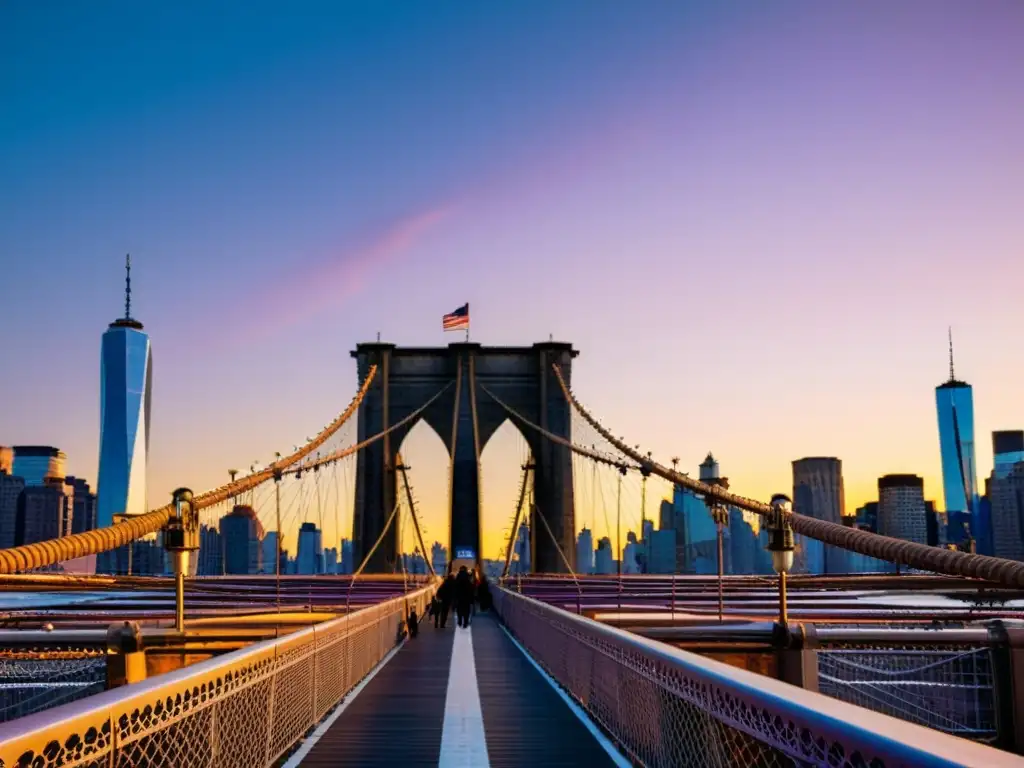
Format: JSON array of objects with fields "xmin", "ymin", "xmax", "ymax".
[{"xmin": 3, "ymin": 2, "xmax": 1024, "ymax": 558}]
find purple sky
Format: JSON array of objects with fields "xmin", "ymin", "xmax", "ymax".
[{"xmin": 3, "ymin": 2, "xmax": 1023, "ymax": 557}]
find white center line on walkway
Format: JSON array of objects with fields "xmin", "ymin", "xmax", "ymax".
[{"xmin": 438, "ymin": 626, "xmax": 491, "ymax": 768}]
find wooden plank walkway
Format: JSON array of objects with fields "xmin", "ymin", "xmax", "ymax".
[
  {"xmin": 299, "ymin": 612, "xmax": 620, "ymax": 767},
  {"xmin": 300, "ymin": 621, "xmax": 453, "ymax": 766},
  {"xmin": 473, "ymin": 613, "xmax": 619, "ymax": 767}
]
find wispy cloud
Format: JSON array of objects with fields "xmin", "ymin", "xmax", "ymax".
[{"xmin": 247, "ymin": 203, "xmax": 457, "ymax": 334}]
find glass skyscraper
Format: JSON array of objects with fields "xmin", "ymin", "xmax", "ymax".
[
  {"xmin": 935, "ymin": 336, "xmax": 979, "ymax": 548},
  {"xmin": 97, "ymin": 258, "xmax": 152, "ymax": 531}
]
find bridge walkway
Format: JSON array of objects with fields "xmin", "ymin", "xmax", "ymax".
[{"xmin": 296, "ymin": 611, "xmax": 621, "ymax": 767}]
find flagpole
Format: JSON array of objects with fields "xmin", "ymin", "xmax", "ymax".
[{"xmin": 465, "ymin": 302, "xmax": 470, "ymax": 342}]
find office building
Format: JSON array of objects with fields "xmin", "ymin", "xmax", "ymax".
[
  {"xmin": 792, "ymin": 457, "xmax": 845, "ymax": 574},
  {"xmin": 990, "ymin": 462, "xmax": 1024, "ymax": 562},
  {"xmin": 729, "ymin": 507, "xmax": 770, "ymax": 575},
  {"xmin": 261, "ymin": 531, "xmax": 280, "ymax": 574},
  {"xmin": 513, "ymin": 523, "xmax": 530, "ymax": 574},
  {"xmin": 342, "ymin": 538, "xmax": 356, "ymax": 574},
  {"xmin": 576, "ymin": 527, "xmax": 594, "ymax": 575},
  {"xmin": 674, "ymin": 483, "xmax": 715, "ymax": 574},
  {"xmin": 16, "ymin": 478, "xmax": 72, "ymax": 545},
  {"xmin": 325, "ymin": 546, "xmax": 339, "ymax": 574},
  {"xmin": 0, "ymin": 447, "xmax": 12, "ymax": 474},
  {"xmin": 0, "ymin": 472, "xmax": 26, "ymax": 549},
  {"xmin": 97, "ymin": 257, "xmax": 153, "ymax": 530},
  {"xmin": 220, "ymin": 505, "xmax": 263, "ymax": 574},
  {"xmin": 935, "ymin": 335, "xmax": 979, "ymax": 541},
  {"xmin": 878, "ymin": 475, "xmax": 928, "ymax": 544},
  {"xmin": 594, "ymin": 536, "xmax": 614, "ymax": 575},
  {"xmin": 12, "ymin": 446, "xmax": 66, "ymax": 487},
  {"xmin": 622, "ymin": 531, "xmax": 640, "ymax": 574},
  {"xmin": 296, "ymin": 522, "xmax": 323, "ymax": 575},
  {"xmin": 198, "ymin": 524, "xmax": 223, "ymax": 576},
  {"xmin": 647, "ymin": 529, "xmax": 677, "ymax": 574},
  {"xmin": 65, "ymin": 477, "xmax": 97, "ymax": 534},
  {"xmin": 855, "ymin": 502, "xmax": 878, "ymax": 533},
  {"xmin": 994, "ymin": 431, "xmax": 1024, "ymax": 479}
]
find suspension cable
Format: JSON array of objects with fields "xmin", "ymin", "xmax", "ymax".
[
  {"xmin": 346, "ymin": 498, "xmax": 401, "ymax": 612},
  {"xmin": 549, "ymin": 362, "xmax": 1024, "ymax": 588},
  {"xmin": 532, "ymin": 488, "xmax": 583, "ymax": 614},
  {"xmin": 0, "ymin": 365, "xmax": 379, "ymax": 575},
  {"xmin": 501, "ymin": 464, "xmax": 532, "ymax": 579},
  {"xmin": 285, "ymin": 379, "xmax": 454, "ymax": 476},
  {"xmin": 397, "ymin": 458, "xmax": 435, "ymax": 577},
  {"xmin": 477, "ymin": 383, "xmax": 637, "ymax": 470}
]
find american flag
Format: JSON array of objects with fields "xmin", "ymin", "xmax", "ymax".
[{"xmin": 442, "ymin": 303, "xmax": 470, "ymax": 331}]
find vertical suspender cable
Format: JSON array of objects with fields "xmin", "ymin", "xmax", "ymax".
[
  {"xmin": 445, "ymin": 361, "xmax": 463, "ymax": 574},
  {"xmin": 468, "ymin": 352, "xmax": 483, "ymax": 571},
  {"xmin": 501, "ymin": 465, "xmax": 532, "ymax": 579}
]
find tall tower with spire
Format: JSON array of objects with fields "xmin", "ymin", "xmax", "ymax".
[
  {"xmin": 97, "ymin": 256, "xmax": 153, "ymax": 572},
  {"xmin": 935, "ymin": 328, "xmax": 982, "ymax": 552}
]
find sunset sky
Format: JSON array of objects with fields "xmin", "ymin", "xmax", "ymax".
[{"xmin": 3, "ymin": 1, "xmax": 1023, "ymax": 559}]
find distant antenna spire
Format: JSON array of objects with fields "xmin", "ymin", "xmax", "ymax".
[
  {"xmin": 948, "ymin": 326, "xmax": 955, "ymax": 381},
  {"xmin": 124, "ymin": 254, "xmax": 132, "ymax": 321}
]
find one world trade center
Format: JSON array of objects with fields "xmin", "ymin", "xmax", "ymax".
[{"xmin": 97, "ymin": 256, "xmax": 153, "ymax": 573}]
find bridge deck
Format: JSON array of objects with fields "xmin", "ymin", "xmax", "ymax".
[{"xmin": 298, "ymin": 611, "xmax": 619, "ymax": 767}]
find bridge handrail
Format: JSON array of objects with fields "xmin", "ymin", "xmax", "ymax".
[
  {"xmin": 0, "ymin": 581, "xmax": 435, "ymax": 768},
  {"xmin": 493, "ymin": 586, "xmax": 1023, "ymax": 767}
]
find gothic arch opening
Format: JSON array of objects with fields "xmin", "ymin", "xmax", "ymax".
[
  {"xmin": 479, "ymin": 417, "xmax": 532, "ymax": 565},
  {"xmin": 397, "ymin": 418, "xmax": 450, "ymax": 572}
]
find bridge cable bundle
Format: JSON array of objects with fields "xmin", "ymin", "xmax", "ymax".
[{"xmin": 548, "ymin": 363, "xmax": 1024, "ymax": 589}]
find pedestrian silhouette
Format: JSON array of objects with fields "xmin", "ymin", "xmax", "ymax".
[{"xmin": 455, "ymin": 566, "xmax": 474, "ymax": 628}]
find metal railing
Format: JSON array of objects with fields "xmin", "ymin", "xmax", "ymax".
[
  {"xmin": 0, "ymin": 584, "xmax": 433, "ymax": 768},
  {"xmin": 0, "ymin": 657, "xmax": 107, "ymax": 724},
  {"xmin": 493, "ymin": 587, "xmax": 1024, "ymax": 768},
  {"xmin": 818, "ymin": 647, "xmax": 997, "ymax": 742}
]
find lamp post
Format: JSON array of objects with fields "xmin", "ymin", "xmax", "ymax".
[
  {"xmin": 700, "ymin": 457, "xmax": 730, "ymax": 623},
  {"xmin": 164, "ymin": 488, "xmax": 199, "ymax": 633},
  {"xmin": 766, "ymin": 494, "xmax": 795, "ymax": 628}
]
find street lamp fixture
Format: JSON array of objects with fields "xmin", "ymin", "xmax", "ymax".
[
  {"xmin": 164, "ymin": 488, "xmax": 199, "ymax": 633},
  {"xmin": 766, "ymin": 493, "xmax": 795, "ymax": 627}
]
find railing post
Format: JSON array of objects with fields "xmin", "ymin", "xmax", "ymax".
[
  {"xmin": 774, "ymin": 622, "xmax": 819, "ymax": 693},
  {"xmin": 989, "ymin": 621, "xmax": 1024, "ymax": 754},
  {"xmin": 106, "ymin": 621, "xmax": 146, "ymax": 688}
]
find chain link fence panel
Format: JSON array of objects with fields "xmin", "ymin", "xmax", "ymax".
[
  {"xmin": 0, "ymin": 584, "xmax": 432, "ymax": 768},
  {"xmin": 493, "ymin": 587, "xmax": 1015, "ymax": 768}
]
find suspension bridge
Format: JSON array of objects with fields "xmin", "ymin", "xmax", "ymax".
[{"xmin": 0, "ymin": 341, "xmax": 1023, "ymax": 767}]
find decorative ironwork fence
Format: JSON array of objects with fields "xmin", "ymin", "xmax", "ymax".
[
  {"xmin": 493, "ymin": 587, "xmax": 1018, "ymax": 768},
  {"xmin": 0, "ymin": 585, "xmax": 432, "ymax": 768}
]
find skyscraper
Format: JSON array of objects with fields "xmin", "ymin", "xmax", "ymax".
[
  {"xmin": 66, "ymin": 477, "xmax": 97, "ymax": 535},
  {"xmin": 989, "ymin": 463, "xmax": 1024, "ymax": 562},
  {"xmin": 0, "ymin": 472, "xmax": 25, "ymax": 549},
  {"xmin": 576, "ymin": 527, "xmax": 594, "ymax": 575},
  {"xmin": 935, "ymin": 331, "xmax": 979, "ymax": 545},
  {"xmin": 878, "ymin": 474, "xmax": 928, "ymax": 544},
  {"xmin": 97, "ymin": 256, "xmax": 153, "ymax": 530},
  {"xmin": 220, "ymin": 505, "xmax": 263, "ymax": 574},
  {"xmin": 296, "ymin": 522, "xmax": 323, "ymax": 575},
  {"xmin": 792, "ymin": 457, "xmax": 845, "ymax": 574},
  {"xmin": 261, "ymin": 531, "xmax": 280, "ymax": 574},
  {"xmin": 16, "ymin": 478, "xmax": 73, "ymax": 546},
  {"xmin": 11, "ymin": 446, "xmax": 66, "ymax": 486},
  {"xmin": 993, "ymin": 431, "xmax": 1024, "ymax": 479},
  {"xmin": 594, "ymin": 536, "xmax": 614, "ymax": 574}
]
